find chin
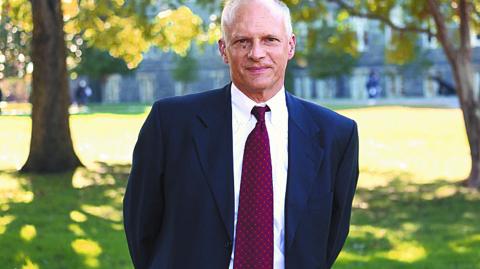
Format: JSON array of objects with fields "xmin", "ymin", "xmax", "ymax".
[
  {"xmin": 248, "ymin": 78, "xmax": 275, "ymax": 89},
  {"xmin": 246, "ymin": 83, "xmax": 272, "ymax": 92}
]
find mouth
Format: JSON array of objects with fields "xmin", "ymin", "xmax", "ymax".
[{"xmin": 246, "ymin": 66, "xmax": 270, "ymax": 74}]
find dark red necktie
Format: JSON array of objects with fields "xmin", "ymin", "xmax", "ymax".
[{"xmin": 234, "ymin": 106, "xmax": 273, "ymax": 269}]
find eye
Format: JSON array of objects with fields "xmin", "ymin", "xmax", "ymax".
[{"xmin": 265, "ymin": 37, "xmax": 280, "ymax": 43}]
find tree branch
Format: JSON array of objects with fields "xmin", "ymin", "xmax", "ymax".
[
  {"xmin": 327, "ymin": 0, "xmax": 434, "ymax": 35},
  {"xmin": 459, "ymin": 0, "xmax": 472, "ymax": 54},
  {"xmin": 427, "ymin": 0, "xmax": 457, "ymax": 63}
]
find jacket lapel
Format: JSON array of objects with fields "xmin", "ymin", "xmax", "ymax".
[
  {"xmin": 285, "ymin": 93, "xmax": 324, "ymax": 251},
  {"xmin": 192, "ymin": 85, "xmax": 235, "ymax": 241},
  {"xmin": 191, "ymin": 87, "xmax": 325, "ymax": 246}
]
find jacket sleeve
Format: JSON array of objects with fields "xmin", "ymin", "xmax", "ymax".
[
  {"xmin": 123, "ymin": 102, "xmax": 165, "ymax": 269},
  {"xmin": 326, "ymin": 121, "xmax": 359, "ymax": 268}
]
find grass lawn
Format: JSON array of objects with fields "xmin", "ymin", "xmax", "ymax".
[{"xmin": 0, "ymin": 104, "xmax": 478, "ymax": 268}]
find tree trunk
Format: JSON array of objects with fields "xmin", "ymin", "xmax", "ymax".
[
  {"xmin": 450, "ymin": 54, "xmax": 480, "ymax": 188},
  {"xmin": 22, "ymin": 0, "xmax": 83, "ymax": 172},
  {"xmin": 426, "ymin": 0, "xmax": 479, "ymax": 188}
]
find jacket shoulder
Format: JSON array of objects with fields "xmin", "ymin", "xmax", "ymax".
[{"xmin": 151, "ymin": 85, "xmax": 228, "ymax": 114}]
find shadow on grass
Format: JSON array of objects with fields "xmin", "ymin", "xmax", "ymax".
[
  {"xmin": 0, "ymin": 163, "xmax": 133, "ymax": 269},
  {"xmin": 336, "ymin": 174, "xmax": 480, "ymax": 269},
  {"xmin": 2, "ymin": 167, "xmax": 479, "ymax": 268}
]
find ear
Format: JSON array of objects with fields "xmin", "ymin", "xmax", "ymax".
[
  {"xmin": 287, "ymin": 34, "xmax": 296, "ymax": 60},
  {"xmin": 218, "ymin": 39, "xmax": 229, "ymax": 64}
]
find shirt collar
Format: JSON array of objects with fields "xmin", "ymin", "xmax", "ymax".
[{"xmin": 231, "ymin": 82, "xmax": 288, "ymax": 127}]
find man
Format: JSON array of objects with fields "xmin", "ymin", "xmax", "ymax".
[{"xmin": 123, "ymin": 0, "xmax": 359, "ymax": 268}]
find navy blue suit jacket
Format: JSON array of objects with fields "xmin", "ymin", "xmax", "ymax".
[{"xmin": 123, "ymin": 84, "xmax": 359, "ymax": 269}]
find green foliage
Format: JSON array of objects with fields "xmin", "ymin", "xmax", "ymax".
[
  {"xmin": 285, "ymin": 63, "xmax": 296, "ymax": 93},
  {"xmin": 395, "ymin": 47, "xmax": 433, "ymax": 77},
  {"xmin": 385, "ymin": 31, "xmax": 417, "ymax": 65},
  {"xmin": 331, "ymin": 0, "xmax": 480, "ymax": 61},
  {"xmin": 283, "ymin": 1, "xmax": 361, "ymax": 79},
  {"xmin": 286, "ymin": 0, "xmax": 328, "ymax": 22},
  {"xmin": 172, "ymin": 50, "xmax": 199, "ymax": 84},
  {"xmin": 73, "ymin": 47, "xmax": 132, "ymax": 80},
  {"xmin": 65, "ymin": 1, "xmax": 205, "ymax": 68},
  {"xmin": 0, "ymin": 9, "xmax": 30, "ymax": 79},
  {"xmin": 65, "ymin": 0, "xmax": 152, "ymax": 68},
  {"xmin": 3, "ymin": 0, "xmax": 480, "ymax": 77},
  {"xmin": 401, "ymin": 0, "xmax": 430, "ymax": 21},
  {"xmin": 1, "ymin": 0, "xmax": 213, "ymax": 72},
  {"xmin": 474, "ymin": 1, "xmax": 480, "ymax": 33},
  {"xmin": 150, "ymin": 6, "xmax": 204, "ymax": 57},
  {"xmin": 2, "ymin": 0, "xmax": 32, "ymax": 32},
  {"xmin": 301, "ymin": 24, "xmax": 358, "ymax": 79},
  {"xmin": 326, "ymin": 27, "xmax": 359, "ymax": 57},
  {"xmin": 306, "ymin": 48, "xmax": 357, "ymax": 79}
]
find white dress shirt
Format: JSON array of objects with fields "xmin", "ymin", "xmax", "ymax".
[{"xmin": 228, "ymin": 83, "xmax": 289, "ymax": 269}]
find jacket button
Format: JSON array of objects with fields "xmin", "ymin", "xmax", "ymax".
[{"xmin": 224, "ymin": 241, "xmax": 232, "ymax": 248}]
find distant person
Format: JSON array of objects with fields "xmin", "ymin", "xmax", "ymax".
[
  {"xmin": 5, "ymin": 90, "xmax": 16, "ymax": 102},
  {"xmin": 366, "ymin": 69, "xmax": 381, "ymax": 99},
  {"xmin": 430, "ymin": 73, "xmax": 456, "ymax": 96},
  {"xmin": 75, "ymin": 80, "xmax": 92, "ymax": 106}
]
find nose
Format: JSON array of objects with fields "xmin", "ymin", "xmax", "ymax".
[{"xmin": 248, "ymin": 40, "xmax": 266, "ymax": 61}]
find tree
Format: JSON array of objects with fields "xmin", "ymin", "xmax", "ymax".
[
  {"xmin": 21, "ymin": 0, "xmax": 81, "ymax": 172},
  {"xmin": 291, "ymin": 6, "xmax": 359, "ymax": 78},
  {"xmin": 74, "ymin": 47, "xmax": 133, "ymax": 102},
  {"xmin": 301, "ymin": 25, "xmax": 358, "ymax": 97},
  {"xmin": 1, "ymin": 0, "xmax": 211, "ymax": 172},
  {"xmin": 172, "ymin": 50, "xmax": 199, "ymax": 95},
  {"xmin": 325, "ymin": 0, "xmax": 480, "ymax": 188}
]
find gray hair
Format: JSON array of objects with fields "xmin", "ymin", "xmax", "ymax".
[{"xmin": 221, "ymin": 0, "xmax": 293, "ymax": 41}]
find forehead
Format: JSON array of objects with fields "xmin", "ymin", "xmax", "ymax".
[{"xmin": 227, "ymin": 2, "xmax": 286, "ymax": 37}]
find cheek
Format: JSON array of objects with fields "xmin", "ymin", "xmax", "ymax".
[
  {"xmin": 272, "ymin": 53, "xmax": 289, "ymax": 67},
  {"xmin": 228, "ymin": 53, "xmax": 245, "ymax": 67},
  {"xmin": 228, "ymin": 59, "xmax": 241, "ymax": 75}
]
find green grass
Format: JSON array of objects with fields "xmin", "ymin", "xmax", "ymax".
[
  {"xmin": 0, "ymin": 167, "xmax": 130, "ymax": 268},
  {"xmin": 0, "ymin": 102, "xmax": 150, "ymax": 116},
  {"xmin": 0, "ymin": 104, "xmax": 478, "ymax": 269},
  {"xmin": 336, "ymin": 179, "xmax": 480, "ymax": 268}
]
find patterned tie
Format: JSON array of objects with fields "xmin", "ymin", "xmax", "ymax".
[{"xmin": 234, "ymin": 106, "xmax": 273, "ymax": 269}]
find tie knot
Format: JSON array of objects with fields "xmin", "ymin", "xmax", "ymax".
[{"xmin": 251, "ymin": 105, "xmax": 270, "ymax": 122}]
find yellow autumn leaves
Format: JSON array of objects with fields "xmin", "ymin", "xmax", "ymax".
[
  {"xmin": 62, "ymin": 1, "xmax": 218, "ymax": 68},
  {"xmin": 2, "ymin": 0, "xmax": 221, "ymax": 69}
]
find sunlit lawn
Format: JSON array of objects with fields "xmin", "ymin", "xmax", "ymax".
[{"xmin": 0, "ymin": 104, "xmax": 478, "ymax": 268}]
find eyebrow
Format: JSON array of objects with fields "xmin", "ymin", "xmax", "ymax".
[
  {"xmin": 231, "ymin": 35, "xmax": 250, "ymax": 40},
  {"xmin": 231, "ymin": 34, "xmax": 281, "ymax": 40},
  {"xmin": 265, "ymin": 34, "xmax": 280, "ymax": 39}
]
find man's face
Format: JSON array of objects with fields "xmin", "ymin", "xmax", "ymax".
[{"xmin": 219, "ymin": 1, "xmax": 295, "ymax": 98}]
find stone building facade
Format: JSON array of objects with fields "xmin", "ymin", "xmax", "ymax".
[{"xmin": 100, "ymin": 14, "xmax": 480, "ymax": 103}]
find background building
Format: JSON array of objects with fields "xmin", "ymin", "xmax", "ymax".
[{"xmin": 98, "ymin": 5, "xmax": 480, "ymax": 103}]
